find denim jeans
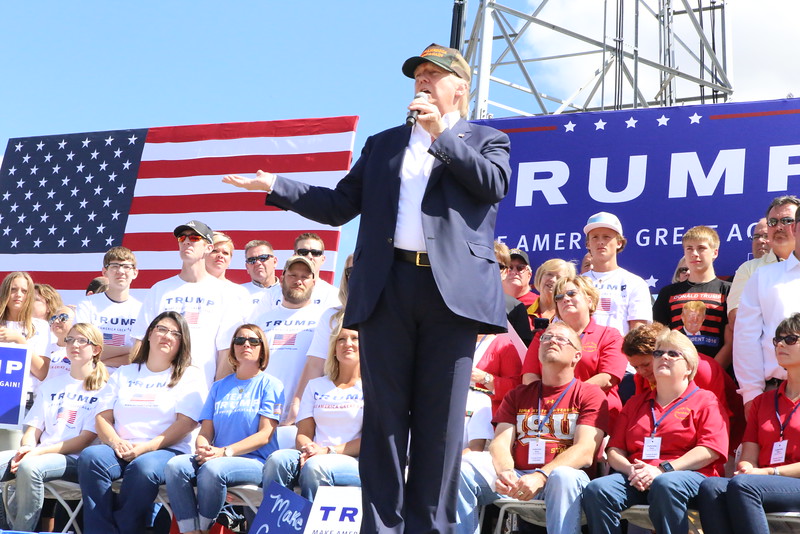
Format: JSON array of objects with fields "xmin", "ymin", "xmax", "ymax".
[
  {"xmin": 0, "ymin": 448, "xmax": 78, "ymax": 531},
  {"xmin": 698, "ymin": 474, "xmax": 800, "ymax": 534},
  {"xmin": 165, "ymin": 454, "xmax": 265, "ymax": 533},
  {"xmin": 262, "ymin": 449, "xmax": 361, "ymax": 501},
  {"xmin": 582, "ymin": 470, "xmax": 706, "ymax": 534},
  {"xmin": 456, "ymin": 451, "xmax": 589, "ymax": 534},
  {"xmin": 77, "ymin": 444, "xmax": 180, "ymax": 534}
]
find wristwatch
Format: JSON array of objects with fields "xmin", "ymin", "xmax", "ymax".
[
  {"xmin": 223, "ymin": 447, "xmax": 234, "ymax": 457},
  {"xmin": 658, "ymin": 461, "xmax": 674, "ymax": 473}
]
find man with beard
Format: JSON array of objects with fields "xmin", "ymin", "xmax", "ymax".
[{"xmin": 249, "ymin": 255, "xmax": 325, "ymax": 424}]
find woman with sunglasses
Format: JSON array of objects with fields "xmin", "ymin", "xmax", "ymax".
[
  {"xmin": 78, "ymin": 311, "xmax": 205, "ymax": 534},
  {"xmin": 263, "ymin": 325, "xmax": 363, "ymax": 501},
  {"xmin": 522, "ymin": 275, "xmax": 627, "ymax": 422},
  {"xmin": 0, "ymin": 323, "xmax": 108, "ymax": 531},
  {"xmin": 582, "ymin": 330, "xmax": 729, "ymax": 534},
  {"xmin": 45, "ymin": 306, "xmax": 76, "ymax": 380},
  {"xmin": 165, "ymin": 324, "xmax": 284, "ymax": 534},
  {"xmin": 697, "ymin": 313, "xmax": 800, "ymax": 533}
]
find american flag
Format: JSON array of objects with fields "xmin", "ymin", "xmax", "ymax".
[
  {"xmin": 103, "ymin": 332, "xmax": 126, "ymax": 347},
  {"xmin": 598, "ymin": 297, "xmax": 612, "ymax": 312},
  {"xmin": 182, "ymin": 311, "xmax": 200, "ymax": 325},
  {"xmin": 0, "ymin": 117, "xmax": 359, "ymax": 299},
  {"xmin": 56, "ymin": 407, "xmax": 78, "ymax": 424},
  {"xmin": 272, "ymin": 333, "xmax": 297, "ymax": 347}
]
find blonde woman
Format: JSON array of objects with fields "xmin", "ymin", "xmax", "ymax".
[{"xmin": 0, "ymin": 323, "xmax": 107, "ymax": 531}]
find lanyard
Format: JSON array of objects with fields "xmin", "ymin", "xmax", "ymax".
[
  {"xmin": 536, "ymin": 379, "xmax": 576, "ymax": 437},
  {"xmin": 649, "ymin": 386, "xmax": 699, "ymax": 437},
  {"xmin": 775, "ymin": 390, "xmax": 800, "ymax": 440}
]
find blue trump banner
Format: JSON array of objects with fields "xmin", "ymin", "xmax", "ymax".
[
  {"xmin": 0, "ymin": 343, "xmax": 31, "ymax": 429},
  {"xmin": 477, "ymin": 98, "xmax": 800, "ymax": 291},
  {"xmin": 249, "ymin": 481, "xmax": 311, "ymax": 534}
]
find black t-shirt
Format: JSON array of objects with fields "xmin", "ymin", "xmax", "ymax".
[{"xmin": 652, "ymin": 278, "xmax": 730, "ymax": 357}]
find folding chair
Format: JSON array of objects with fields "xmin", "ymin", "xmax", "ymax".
[
  {"xmin": 1, "ymin": 479, "xmax": 84, "ymax": 534},
  {"xmin": 225, "ymin": 484, "xmax": 263, "ymax": 514},
  {"xmin": 621, "ymin": 504, "xmax": 703, "ymax": 534},
  {"xmin": 489, "ymin": 498, "xmax": 586, "ymax": 534},
  {"xmin": 766, "ymin": 512, "xmax": 800, "ymax": 533}
]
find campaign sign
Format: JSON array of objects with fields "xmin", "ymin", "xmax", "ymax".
[
  {"xmin": 476, "ymin": 98, "xmax": 800, "ymax": 291},
  {"xmin": 0, "ymin": 343, "xmax": 30, "ymax": 429},
  {"xmin": 249, "ymin": 481, "xmax": 311, "ymax": 534},
  {"xmin": 303, "ymin": 486, "xmax": 362, "ymax": 534}
]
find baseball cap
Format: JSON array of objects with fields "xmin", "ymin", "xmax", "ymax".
[
  {"xmin": 402, "ymin": 43, "xmax": 471, "ymax": 82},
  {"xmin": 283, "ymin": 255, "xmax": 316, "ymax": 277},
  {"xmin": 173, "ymin": 220, "xmax": 214, "ymax": 243},
  {"xmin": 583, "ymin": 212, "xmax": 624, "ymax": 236},
  {"xmin": 509, "ymin": 248, "xmax": 530, "ymax": 265}
]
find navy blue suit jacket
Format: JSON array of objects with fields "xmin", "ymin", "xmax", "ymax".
[{"xmin": 266, "ymin": 119, "xmax": 511, "ymax": 333}]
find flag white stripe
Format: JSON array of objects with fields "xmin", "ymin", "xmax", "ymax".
[
  {"xmin": 130, "ymin": 170, "xmax": 346, "ymax": 197},
  {"xmin": 140, "ymin": 132, "xmax": 355, "ymax": 161},
  {"xmin": 124, "ymin": 211, "xmax": 338, "ymax": 233}
]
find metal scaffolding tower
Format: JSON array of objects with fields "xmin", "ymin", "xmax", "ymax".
[{"xmin": 459, "ymin": 0, "xmax": 732, "ymax": 119}]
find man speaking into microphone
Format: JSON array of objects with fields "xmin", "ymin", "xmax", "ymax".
[{"xmin": 224, "ymin": 43, "xmax": 511, "ymax": 534}]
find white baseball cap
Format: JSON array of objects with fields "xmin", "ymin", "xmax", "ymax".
[{"xmin": 583, "ymin": 212, "xmax": 623, "ymax": 236}]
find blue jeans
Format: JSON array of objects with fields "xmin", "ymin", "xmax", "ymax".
[
  {"xmin": 262, "ymin": 449, "xmax": 361, "ymax": 501},
  {"xmin": 582, "ymin": 470, "xmax": 706, "ymax": 534},
  {"xmin": 0, "ymin": 448, "xmax": 78, "ymax": 531},
  {"xmin": 165, "ymin": 454, "xmax": 264, "ymax": 533},
  {"xmin": 77, "ymin": 444, "xmax": 180, "ymax": 534},
  {"xmin": 457, "ymin": 451, "xmax": 589, "ymax": 534},
  {"xmin": 698, "ymin": 474, "xmax": 800, "ymax": 534}
]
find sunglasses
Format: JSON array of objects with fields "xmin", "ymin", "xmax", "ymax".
[
  {"xmin": 49, "ymin": 313, "xmax": 71, "ymax": 325},
  {"xmin": 554, "ymin": 289, "xmax": 580, "ymax": 302},
  {"xmin": 773, "ymin": 334, "xmax": 800, "ymax": 347},
  {"xmin": 245, "ymin": 254, "xmax": 274, "ymax": 265},
  {"xmin": 344, "ymin": 266, "xmax": 354, "ymax": 277},
  {"xmin": 652, "ymin": 349, "xmax": 685, "ymax": 360},
  {"xmin": 677, "ymin": 267, "xmax": 689, "ymax": 274},
  {"xmin": 177, "ymin": 234, "xmax": 206, "ymax": 243},
  {"xmin": 233, "ymin": 336, "xmax": 262, "ymax": 346},
  {"xmin": 296, "ymin": 248, "xmax": 324, "ymax": 257},
  {"xmin": 767, "ymin": 217, "xmax": 796, "ymax": 228}
]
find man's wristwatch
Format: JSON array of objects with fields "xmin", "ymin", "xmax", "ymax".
[
  {"xmin": 658, "ymin": 461, "xmax": 674, "ymax": 473},
  {"xmin": 484, "ymin": 373, "xmax": 494, "ymax": 385},
  {"xmin": 223, "ymin": 447, "xmax": 234, "ymax": 457}
]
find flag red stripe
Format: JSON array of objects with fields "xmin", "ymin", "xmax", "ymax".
[
  {"xmin": 121, "ymin": 230, "xmax": 341, "ymax": 251},
  {"xmin": 145, "ymin": 116, "xmax": 359, "ymax": 143},
  {"xmin": 137, "ymin": 152, "xmax": 353, "ymax": 178},
  {"xmin": 128, "ymin": 193, "xmax": 281, "ymax": 214}
]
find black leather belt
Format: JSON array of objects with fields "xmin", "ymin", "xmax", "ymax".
[{"xmin": 394, "ymin": 248, "xmax": 431, "ymax": 267}]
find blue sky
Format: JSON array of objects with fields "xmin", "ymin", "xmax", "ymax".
[{"xmin": 2, "ymin": 2, "xmax": 799, "ymax": 281}]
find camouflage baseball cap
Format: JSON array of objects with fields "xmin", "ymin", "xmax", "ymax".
[{"xmin": 402, "ymin": 43, "xmax": 471, "ymax": 82}]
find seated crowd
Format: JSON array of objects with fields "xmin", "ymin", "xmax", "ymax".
[{"xmin": 1, "ymin": 195, "xmax": 800, "ymax": 534}]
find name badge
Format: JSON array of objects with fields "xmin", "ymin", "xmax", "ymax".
[
  {"xmin": 771, "ymin": 440, "xmax": 788, "ymax": 465},
  {"xmin": 528, "ymin": 438, "xmax": 546, "ymax": 465},
  {"xmin": 642, "ymin": 436, "xmax": 662, "ymax": 460}
]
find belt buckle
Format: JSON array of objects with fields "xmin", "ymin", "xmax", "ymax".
[{"xmin": 415, "ymin": 252, "xmax": 429, "ymax": 267}]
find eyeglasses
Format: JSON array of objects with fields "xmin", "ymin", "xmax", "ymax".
[
  {"xmin": 106, "ymin": 263, "xmax": 136, "ymax": 271},
  {"xmin": 64, "ymin": 336, "xmax": 95, "ymax": 347},
  {"xmin": 245, "ymin": 254, "xmax": 274, "ymax": 265},
  {"xmin": 49, "ymin": 313, "xmax": 71, "ymax": 325},
  {"xmin": 554, "ymin": 289, "xmax": 580, "ymax": 302},
  {"xmin": 177, "ymin": 234, "xmax": 205, "ymax": 243},
  {"xmin": 749, "ymin": 233, "xmax": 769, "ymax": 241},
  {"xmin": 767, "ymin": 217, "xmax": 796, "ymax": 227},
  {"xmin": 233, "ymin": 336, "xmax": 262, "ymax": 346},
  {"xmin": 653, "ymin": 349, "xmax": 685, "ymax": 360},
  {"xmin": 153, "ymin": 325, "xmax": 182, "ymax": 338},
  {"xmin": 296, "ymin": 248, "xmax": 324, "ymax": 257},
  {"xmin": 508, "ymin": 265, "xmax": 528, "ymax": 273},
  {"xmin": 773, "ymin": 334, "xmax": 800, "ymax": 347},
  {"xmin": 540, "ymin": 333, "xmax": 577, "ymax": 349}
]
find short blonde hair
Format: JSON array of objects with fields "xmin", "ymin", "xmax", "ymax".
[
  {"xmin": 553, "ymin": 276, "xmax": 600, "ymax": 319},
  {"xmin": 682, "ymin": 226, "xmax": 720, "ymax": 249},
  {"xmin": 655, "ymin": 329, "xmax": 699, "ymax": 381},
  {"xmin": 533, "ymin": 259, "xmax": 577, "ymax": 293}
]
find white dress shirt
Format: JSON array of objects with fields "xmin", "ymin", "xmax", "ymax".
[
  {"xmin": 393, "ymin": 111, "xmax": 461, "ymax": 252},
  {"xmin": 733, "ymin": 252, "xmax": 800, "ymax": 404}
]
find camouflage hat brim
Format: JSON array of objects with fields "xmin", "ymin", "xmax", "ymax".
[{"xmin": 402, "ymin": 43, "xmax": 471, "ymax": 82}]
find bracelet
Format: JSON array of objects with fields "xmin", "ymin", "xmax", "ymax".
[
  {"xmin": 532, "ymin": 468, "xmax": 549, "ymax": 480},
  {"xmin": 773, "ymin": 467, "xmax": 781, "ymax": 476},
  {"xmin": 327, "ymin": 446, "xmax": 337, "ymax": 454}
]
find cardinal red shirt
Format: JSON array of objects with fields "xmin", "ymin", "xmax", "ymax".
[{"xmin": 743, "ymin": 382, "xmax": 800, "ymax": 468}]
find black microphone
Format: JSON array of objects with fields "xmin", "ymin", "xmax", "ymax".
[{"xmin": 405, "ymin": 92, "xmax": 429, "ymax": 127}]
